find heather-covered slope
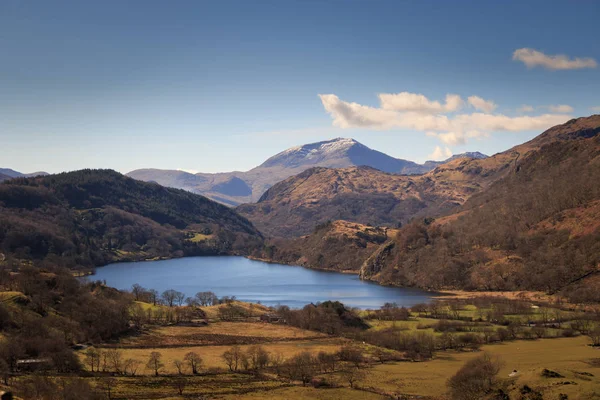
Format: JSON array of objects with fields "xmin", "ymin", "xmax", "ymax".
[
  {"xmin": 260, "ymin": 220, "xmax": 397, "ymax": 273},
  {"xmin": 360, "ymin": 115, "xmax": 600, "ymax": 301},
  {"xmin": 0, "ymin": 169, "xmax": 262, "ymax": 269}
]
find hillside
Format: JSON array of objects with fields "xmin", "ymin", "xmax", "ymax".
[
  {"xmin": 261, "ymin": 220, "xmax": 398, "ymax": 273},
  {"xmin": 0, "ymin": 169, "xmax": 262, "ymax": 269},
  {"xmin": 0, "ymin": 168, "xmax": 48, "ymax": 182},
  {"xmin": 127, "ymin": 138, "xmax": 486, "ymax": 206},
  {"xmin": 237, "ymin": 154, "xmax": 501, "ymax": 238},
  {"xmin": 360, "ymin": 115, "xmax": 600, "ymax": 301}
]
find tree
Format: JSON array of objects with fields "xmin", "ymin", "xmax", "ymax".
[
  {"xmin": 195, "ymin": 291, "xmax": 217, "ymax": 306},
  {"xmin": 173, "ymin": 359, "xmax": 186, "ymax": 375},
  {"xmin": 84, "ymin": 348, "xmax": 100, "ymax": 372},
  {"xmin": 161, "ymin": 290, "xmax": 178, "ymax": 307},
  {"xmin": 341, "ymin": 366, "xmax": 366, "ymax": 388},
  {"xmin": 123, "ymin": 358, "xmax": 142, "ymax": 376},
  {"xmin": 105, "ymin": 349, "xmax": 123, "ymax": 374},
  {"xmin": 246, "ymin": 345, "xmax": 270, "ymax": 371},
  {"xmin": 222, "ymin": 346, "xmax": 243, "ymax": 372},
  {"xmin": 184, "ymin": 351, "xmax": 203, "ymax": 374},
  {"xmin": 131, "ymin": 284, "xmax": 145, "ymax": 301},
  {"xmin": 185, "ymin": 297, "xmax": 198, "ymax": 307},
  {"xmin": 175, "ymin": 291, "xmax": 186, "ymax": 306},
  {"xmin": 447, "ymin": 353, "xmax": 503, "ymax": 400},
  {"xmin": 98, "ymin": 377, "xmax": 116, "ymax": 400},
  {"xmin": 588, "ymin": 327, "xmax": 600, "ymax": 346},
  {"xmin": 173, "ymin": 377, "xmax": 187, "ymax": 395},
  {"xmin": 283, "ymin": 351, "xmax": 317, "ymax": 386},
  {"xmin": 148, "ymin": 289, "xmax": 159, "ymax": 306},
  {"xmin": 146, "ymin": 351, "xmax": 164, "ymax": 376}
]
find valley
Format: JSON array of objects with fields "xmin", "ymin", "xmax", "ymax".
[{"xmin": 1, "ymin": 117, "xmax": 599, "ymax": 400}]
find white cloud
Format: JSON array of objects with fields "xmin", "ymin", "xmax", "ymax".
[
  {"xmin": 518, "ymin": 104, "xmax": 535, "ymax": 113},
  {"xmin": 319, "ymin": 93, "xmax": 572, "ymax": 146},
  {"xmin": 590, "ymin": 106, "xmax": 600, "ymax": 113},
  {"xmin": 428, "ymin": 146, "xmax": 453, "ymax": 161},
  {"xmin": 379, "ymin": 92, "xmax": 464, "ymax": 113},
  {"xmin": 547, "ymin": 104, "xmax": 574, "ymax": 113},
  {"xmin": 468, "ymin": 96, "xmax": 497, "ymax": 113},
  {"xmin": 512, "ymin": 48, "xmax": 597, "ymax": 70}
]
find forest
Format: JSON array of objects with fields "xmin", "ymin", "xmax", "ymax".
[{"xmin": 0, "ymin": 169, "xmax": 263, "ymax": 270}]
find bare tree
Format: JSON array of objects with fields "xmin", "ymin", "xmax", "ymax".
[
  {"xmin": 124, "ymin": 358, "xmax": 142, "ymax": 376},
  {"xmin": 105, "ymin": 349, "xmax": 123, "ymax": 374},
  {"xmin": 161, "ymin": 290, "xmax": 177, "ymax": 307},
  {"xmin": 146, "ymin": 351, "xmax": 164, "ymax": 376},
  {"xmin": 341, "ymin": 366, "xmax": 366, "ymax": 388},
  {"xmin": 131, "ymin": 284, "xmax": 145, "ymax": 301},
  {"xmin": 173, "ymin": 377, "xmax": 186, "ymax": 395},
  {"xmin": 98, "ymin": 377, "xmax": 116, "ymax": 400},
  {"xmin": 148, "ymin": 289, "xmax": 159, "ymax": 306},
  {"xmin": 84, "ymin": 348, "xmax": 100, "ymax": 372},
  {"xmin": 175, "ymin": 291, "xmax": 186, "ymax": 307},
  {"xmin": 195, "ymin": 291, "xmax": 217, "ymax": 306},
  {"xmin": 173, "ymin": 359, "xmax": 186, "ymax": 375},
  {"xmin": 184, "ymin": 351, "xmax": 203, "ymax": 374},
  {"xmin": 222, "ymin": 346, "xmax": 244, "ymax": 372}
]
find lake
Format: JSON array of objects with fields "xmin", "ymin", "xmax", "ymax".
[{"xmin": 91, "ymin": 256, "xmax": 435, "ymax": 309}]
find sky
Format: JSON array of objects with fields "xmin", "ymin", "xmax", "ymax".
[{"xmin": 1, "ymin": 0, "xmax": 599, "ymax": 174}]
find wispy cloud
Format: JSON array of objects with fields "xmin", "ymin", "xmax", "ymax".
[
  {"xmin": 468, "ymin": 96, "xmax": 497, "ymax": 113},
  {"xmin": 512, "ymin": 48, "xmax": 597, "ymax": 70},
  {"xmin": 547, "ymin": 104, "xmax": 574, "ymax": 113},
  {"xmin": 319, "ymin": 92, "xmax": 571, "ymax": 146},
  {"xmin": 518, "ymin": 104, "xmax": 535, "ymax": 113},
  {"xmin": 379, "ymin": 92, "xmax": 463, "ymax": 113}
]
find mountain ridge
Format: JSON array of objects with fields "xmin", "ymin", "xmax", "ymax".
[{"xmin": 127, "ymin": 138, "xmax": 487, "ymax": 206}]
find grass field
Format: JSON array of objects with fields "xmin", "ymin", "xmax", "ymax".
[
  {"xmin": 358, "ymin": 336, "xmax": 600, "ymax": 399},
  {"xmin": 152, "ymin": 322, "xmax": 326, "ymax": 340},
  {"xmin": 87, "ymin": 338, "xmax": 345, "ymax": 375},
  {"xmin": 216, "ymin": 386, "xmax": 388, "ymax": 400}
]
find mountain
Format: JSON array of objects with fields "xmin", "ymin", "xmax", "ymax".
[
  {"xmin": 249, "ymin": 115, "xmax": 600, "ymax": 301},
  {"xmin": 127, "ymin": 138, "xmax": 486, "ymax": 206},
  {"xmin": 0, "ymin": 169, "xmax": 262, "ymax": 269},
  {"xmin": 237, "ymin": 163, "xmax": 486, "ymax": 238},
  {"xmin": 358, "ymin": 115, "xmax": 600, "ymax": 300},
  {"xmin": 0, "ymin": 168, "xmax": 48, "ymax": 181}
]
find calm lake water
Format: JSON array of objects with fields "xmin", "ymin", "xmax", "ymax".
[{"xmin": 91, "ymin": 256, "xmax": 435, "ymax": 309}]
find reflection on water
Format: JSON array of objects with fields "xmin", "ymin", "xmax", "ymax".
[{"xmin": 91, "ymin": 256, "xmax": 434, "ymax": 309}]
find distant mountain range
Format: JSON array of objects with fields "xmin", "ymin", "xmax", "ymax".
[
  {"xmin": 0, "ymin": 168, "xmax": 48, "ymax": 182},
  {"xmin": 127, "ymin": 138, "xmax": 487, "ymax": 206}
]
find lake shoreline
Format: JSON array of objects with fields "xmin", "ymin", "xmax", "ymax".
[
  {"xmin": 90, "ymin": 255, "xmax": 437, "ymax": 309},
  {"xmin": 88, "ymin": 254, "xmax": 555, "ymax": 306}
]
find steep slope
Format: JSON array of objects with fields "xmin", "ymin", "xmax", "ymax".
[
  {"xmin": 261, "ymin": 220, "xmax": 397, "ymax": 273},
  {"xmin": 237, "ymin": 164, "xmax": 485, "ymax": 238},
  {"xmin": 360, "ymin": 115, "xmax": 600, "ymax": 300},
  {"xmin": 127, "ymin": 138, "xmax": 486, "ymax": 206},
  {"xmin": 0, "ymin": 169, "xmax": 262, "ymax": 269}
]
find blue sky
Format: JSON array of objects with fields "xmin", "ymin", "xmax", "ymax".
[{"xmin": 1, "ymin": 0, "xmax": 599, "ymax": 173}]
